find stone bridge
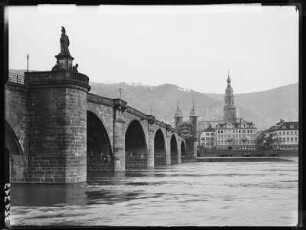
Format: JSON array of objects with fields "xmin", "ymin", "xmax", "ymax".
[{"xmin": 5, "ymin": 71, "xmax": 195, "ymax": 184}]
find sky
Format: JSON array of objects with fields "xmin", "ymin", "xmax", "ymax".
[{"xmin": 8, "ymin": 4, "xmax": 299, "ymax": 94}]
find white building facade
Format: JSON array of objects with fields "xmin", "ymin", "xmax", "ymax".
[
  {"xmin": 215, "ymin": 120, "xmax": 257, "ymax": 150},
  {"xmin": 200, "ymin": 125, "xmax": 215, "ymax": 149},
  {"xmin": 270, "ymin": 120, "xmax": 299, "ymax": 150}
]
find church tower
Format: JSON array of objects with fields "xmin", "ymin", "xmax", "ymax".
[
  {"xmin": 189, "ymin": 99, "xmax": 198, "ymax": 139},
  {"xmin": 174, "ymin": 102, "xmax": 183, "ymax": 131},
  {"xmin": 224, "ymin": 71, "xmax": 237, "ymax": 123}
]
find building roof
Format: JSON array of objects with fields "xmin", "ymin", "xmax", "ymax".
[
  {"xmin": 266, "ymin": 120, "xmax": 298, "ymax": 133},
  {"xmin": 272, "ymin": 121, "xmax": 299, "ymax": 131},
  {"xmin": 204, "ymin": 125, "xmax": 215, "ymax": 132}
]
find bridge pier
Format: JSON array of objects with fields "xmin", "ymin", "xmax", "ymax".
[
  {"xmin": 113, "ymin": 100, "xmax": 127, "ymax": 172},
  {"xmin": 165, "ymin": 136, "xmax": 171, "ymax": 165},
  {"xmin": 25, "ymin": 71, "xmax": 90, "ymax": 183},
  {"xmin": 147, "ymin": 129, "xmax": 155, "ymax": 168},
  {"xmin": 177, "ymin": 140, "xmax": 182, "ymax": 164},
  {"xmin": 113, "ymin": 118, "xmax": 126, "ymax": 172}
]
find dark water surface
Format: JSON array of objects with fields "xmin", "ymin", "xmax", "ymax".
[{"xmin": 11, "ymin": 157, "xmax": 298, "ymax": 226}]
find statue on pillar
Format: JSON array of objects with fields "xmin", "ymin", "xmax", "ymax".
[
  {"xmin": 52, "ymin": 26, "xmax": 74, "ymax": 72},
  {"xmin": 60, "ymin": 26, "xmax": 70, "ymax": 56}
]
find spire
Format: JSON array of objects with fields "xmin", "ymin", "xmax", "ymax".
[
  {"xmin": 190, "ymin": 99, "xmax": 196, "ymax": 116},
  {"xmin": 227, "ymin": 70, "xmax": 231, "ymax": 84},
  {"xmin": 174, "ymin": 101, "xmax": 183, "ymax": 117}
]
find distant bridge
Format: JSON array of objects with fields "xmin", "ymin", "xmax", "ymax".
[{"xmin": 5, "ymin": 71, "xmax": 196, "ymax": 184}]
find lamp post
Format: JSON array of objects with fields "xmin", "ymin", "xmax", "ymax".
[{"xmin": 26, "ymin": 54, "xmax": 29, "ymax": 72}]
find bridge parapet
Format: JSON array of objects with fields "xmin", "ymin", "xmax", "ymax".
[
  {"xmin": 88, "ymin": 93, "xmax": 113, "ymax": 106},
  {"xmin": 8, "ymin": 72, "xmax": 25, "ymax": 85},
  {"xmin": 24, "ymin": 71, "xmax": 90, "ymax": 91},
  {"xmin": 126, "ymin": 105, "xmax": 147, "ymax": 120}
]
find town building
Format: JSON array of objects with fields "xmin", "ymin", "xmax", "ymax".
[
  {"xmin": 268, "ymin": 119, "xmax": 299, "ymax": 150},
  {"xmin": 215, "ymin": 119, "xmax": 257, "ymax": 150},
  {"xmin": 199, "ymin": 124, "xmax": 215, "ymax": 149},
  {"xmin": 256, "ymin": 129, "xmax": 272, "ymax": 150}
]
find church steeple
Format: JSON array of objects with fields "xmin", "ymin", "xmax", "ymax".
[
  {"xmin": 190, "ymin": 99, "xmax": 196, "ymax": 117},
  {"xmin": 224, "ymin": 71, "xmax": 237, "ymax": 123},
  {"xmin": 227, "ymin": 70, "xmax": 231, "ymax": 84},
  {"xmin": 174, "ymin": 101, "xmax": 183, "ymax": 131},
  {"xmin": 189, "ymin": 99, "xmax": 198, "ymax": 140},
  {"xmin": 174, "ymin": 102, "xmax": 183, "ymax": 117}
]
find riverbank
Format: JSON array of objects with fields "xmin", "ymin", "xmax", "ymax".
[
  {"xmin": 196, "ymin": 156, "xmax": 292, "ymax": 162},
  {"xmin": 197, "ymin": 149, "xmax": 298, "ymax": 158}
]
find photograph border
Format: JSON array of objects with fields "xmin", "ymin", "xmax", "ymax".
[{"xmin": 1, "ymin": 0, "xmax": 304, "ymax": 229}]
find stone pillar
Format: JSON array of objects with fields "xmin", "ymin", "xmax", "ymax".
[
  {"xmin": 147, "ymin": 131, "xmax": 155, "ymax": 168},
  {"xmin": 165, "ymin": 135, "xmax": 171, "ymax": 165},
  {"xmin": 25, "ymin": 71, "xmax": 90, "ymax": 183},
  {"xmin": 147, "ymin": 116, "xmax": 156, "ymax": 168},
  {"xmin": 177, "ymin": 139, "xmax": 182, "ymax": 164},
  {"xmin": 113, "ymin": 99, "xmax": 127, "ymax": 172}
]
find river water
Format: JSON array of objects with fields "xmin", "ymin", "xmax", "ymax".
[{"xmin": 11, "ymin": 157, "xmax": 298, "ymax": 226}]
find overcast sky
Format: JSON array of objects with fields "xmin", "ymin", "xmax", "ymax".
[{"xmin": 8, "ymin": 5, "xmax": 298, "ymax": 94}]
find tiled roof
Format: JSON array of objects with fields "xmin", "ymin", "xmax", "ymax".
[
  {"xmin": 269, "ymin": 121, "xmax": 299, "ymax": 131},
  {"xmin": 204, "ymin": 126, "xmax": 215, "ymax": 132}
]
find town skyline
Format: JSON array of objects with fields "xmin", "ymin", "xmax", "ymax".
[{"xmin": 8, "ymin": 5, "xmax": 298, "ymax": 94}]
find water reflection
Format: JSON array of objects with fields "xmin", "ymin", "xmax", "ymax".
[{"xmin": 11, "ymin": 158, "xmax": 298, "ymax": 226}]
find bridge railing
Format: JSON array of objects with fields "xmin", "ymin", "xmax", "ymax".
[{"xmin": 8, "ymin": 72, "xmax": 25, "ymax": 84}]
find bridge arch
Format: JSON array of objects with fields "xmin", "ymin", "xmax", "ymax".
[
  {"xmin": 5, "ymin": 121, "xmax": 27, "ymax": 182},
  {"xmin": 154, "ymin": 129, "xmax": 166, "ymax": 166},
  {"xmin": 87, "ymin": 111, "xmax": 113, "ymax": 174},
  {"xmin": 170, "ymin": 134, "xmax": 179, "ymax": 164},
  {"xmin": 125, "ymin": 119, "xmax": 147, "ymax": 169}
]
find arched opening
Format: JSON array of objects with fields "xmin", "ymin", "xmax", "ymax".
[
  {"xmin": 125, "ymin": 120, "xmax": 147, "ymax": 169},
  {"xmin": 5, "ymin": 122, "xmax": 26, "ymax": 182},
  {"xmin": 154, "ymin": 129, "xmax": 166, "ymax": 166},
  {"xmin": 87, "ymin": 111, "xmax": 113, "ymax": 174},
  {"xmin": 170, "ymin": 135, "xmax": 178, "ymax": 164}
]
